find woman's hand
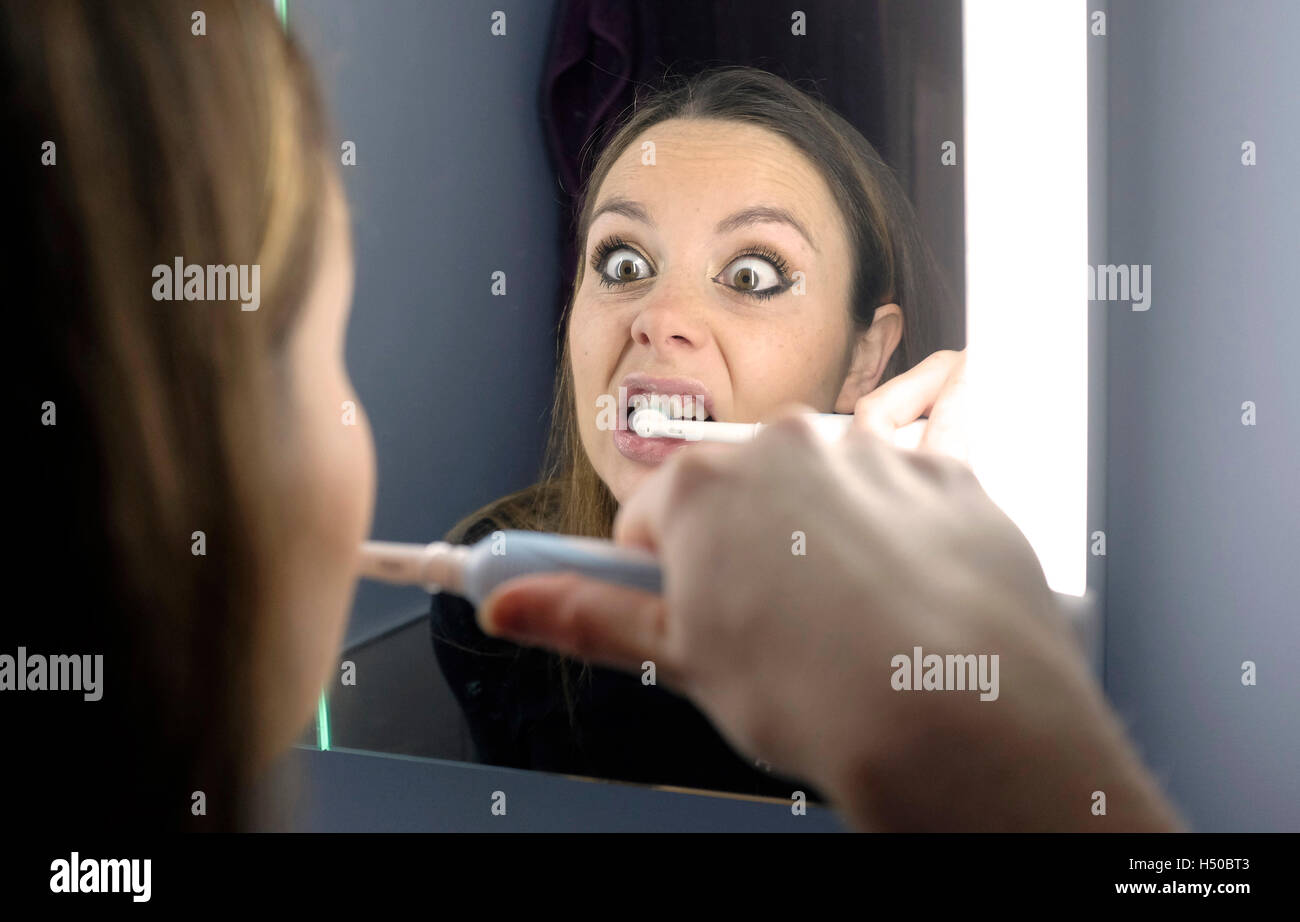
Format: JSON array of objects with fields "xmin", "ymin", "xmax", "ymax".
[
  {"xmin": 476, "ymin": 409, "xmax": 1185, "ymax": 831},
  {"xmin": 854, "ymin": 348, "xmax": 967, "ymax": 461}
]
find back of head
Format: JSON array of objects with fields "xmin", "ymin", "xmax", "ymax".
[{"xmin": 4, "ymin": 0, "xmax": 330, "ymax": 831}]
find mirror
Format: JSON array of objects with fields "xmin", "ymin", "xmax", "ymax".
[{"xmin": 289, "ymin": 0, "xmax": 966, "ymax": 804}]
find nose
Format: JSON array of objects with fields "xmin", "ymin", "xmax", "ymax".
[{"xmin": 628, "ymin": 290, "xmax": 709, "ymax": 354}]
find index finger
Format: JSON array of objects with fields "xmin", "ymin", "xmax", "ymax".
[
  {"xmin": 917, "ymin": 355, "xmax": 969, "ymax": 462},
  {"xmin": 853, "ymin": 349, "xmax": 964, "ymax": 435}
]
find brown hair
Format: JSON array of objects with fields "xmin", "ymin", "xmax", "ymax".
[
  {"xmin": 446, "ymin": 65, "xmax": 949, "ymax": 723},
  {"xmin": 7, "ymin": 0, "xmax": 331, "ymax": 830}
]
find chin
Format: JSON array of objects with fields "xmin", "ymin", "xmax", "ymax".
[{"xmin": 606, "ymin": 462, "xmax": 654, "ymax": 505}]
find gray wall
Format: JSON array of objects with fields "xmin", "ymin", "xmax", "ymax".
[
  {"xmin": 292, "ymin": 1, "xmax": 563, "ymax": 647},
  {"xmin": 1104, "ymin": 0, "xmax": 1300, "ymax": 831}
]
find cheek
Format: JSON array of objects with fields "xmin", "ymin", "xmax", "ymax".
[
  {"xmin": 568, "ymin": 299, "xmax": 635, "ymax": 498},
  {"xmin": 568, "ymin": 300, "xmax": 616, "ymax": 387},
  {"xmin": 568, "ymin": 301, "xmax": 622, "ymax": 433},
  {"xmin": 304, "ymin": 382, "xmax": 375, "ymax": 642},
  {"xmin": 283, "ymin": 363, "xmax": 376, "ymax": 639},
  {"xmin": 727, "ymin": 308, "xmax": 848, "ymax": 413},
  {"xmin": 257, "ymin": 365, "xmax": 376, "ymax": 759},
  {"xmin": 307, "ymin": 374, "xmax": 376, "ymax": 563}
]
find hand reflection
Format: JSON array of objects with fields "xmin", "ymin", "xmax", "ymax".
[{"xmin": 853, "ymin": 348, "xmax": 968, "ymax": 463}]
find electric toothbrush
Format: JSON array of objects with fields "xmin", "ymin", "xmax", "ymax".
[
  {"xmin": 359, "ymin": 530, "xmax": 662, "ymax": 605},
  {"xmin": 361, "ymin": 415, "xmax": 926, "ymax": 603}
]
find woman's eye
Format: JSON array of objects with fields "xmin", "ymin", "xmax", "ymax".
[
  {"xmin": 719, "ymin": 255, "xmax": 786, "ymax": 296},
  {"xmin": 598, "ymin": 247, "xmax": 652, "ymax": 285}
]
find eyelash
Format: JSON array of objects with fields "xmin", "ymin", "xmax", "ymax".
[{"xmin": 589, "ymin": 236, "xmax": 793, "ymax": 301}]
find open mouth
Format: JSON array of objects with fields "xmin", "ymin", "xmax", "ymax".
[
  {"xmin": 616, "ymin": 375, "xmax": 718, "ymax": 464},
  {"xmin": 623, "ymin": 385, "xmax": 716, "ymax": 425}
]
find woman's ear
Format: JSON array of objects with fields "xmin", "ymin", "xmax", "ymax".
[{"xmin": 834, "ymin": 303, "xmax": 903, "ymax": 413}]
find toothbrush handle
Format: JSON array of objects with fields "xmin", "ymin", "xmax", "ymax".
[
  {"xmin": 461, "ymin": 530, "xmax": 662, "ymax": 606},
  {"xmin": 802, "ymin": 413, "xmax": 857, "ymax": 441},
  {"xmin": 756, "ymin": 413, "xmax": 925, "ymax": 449}
]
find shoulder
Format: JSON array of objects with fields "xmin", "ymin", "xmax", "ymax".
[
  {"xmin": 441, "ymin": 480, "xmax": 561, "ymax": 546},
  {"xmin": 430, "ymin": 482, "xmax": 560, "ymax": 678}
]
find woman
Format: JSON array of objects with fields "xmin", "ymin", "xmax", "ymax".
[
  {"xmin": 429, "ymin": 66, "xmax": 958, "ymax": 799},
  {"xmin": 9, "ymin": 0, "xmax": 373, "ymax": 830}
]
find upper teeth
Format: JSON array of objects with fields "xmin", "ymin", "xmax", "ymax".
[{"xmin": 636, "ymin": 396, "xmax": 706, "ymax": 420}]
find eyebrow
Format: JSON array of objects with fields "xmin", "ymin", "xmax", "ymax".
[{"xmin": 588, "ymin": 198, "xmax": 818, "ymax": 253}]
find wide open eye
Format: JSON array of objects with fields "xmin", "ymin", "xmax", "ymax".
[
  {"xmin": 716, "ymin": 248, "xmax": 793, "ymax": 300},
  {"xmin": 595, "ymin": 244, "xmax": 653, "ymax": 286}
]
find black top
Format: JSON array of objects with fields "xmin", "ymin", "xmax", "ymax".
[{"xmin": 429, "ymin": 516, "xmax": 823, "ymax": 802}]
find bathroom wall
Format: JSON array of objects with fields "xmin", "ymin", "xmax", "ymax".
[
  {"xmin": 1104, "ymin": 0, "xmax": 1300, "ymax": 831},
  {"xmin": 292, "ymin": 0, "xmax": 564, "ymax": 647}
]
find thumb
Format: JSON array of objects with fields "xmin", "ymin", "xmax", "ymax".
[{"xmin": 478, "ymin": 572, "xmax": 674, "ymax": 678}]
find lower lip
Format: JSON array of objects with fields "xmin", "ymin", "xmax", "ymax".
[{"xmin": 613, "ymin": 425, "xmax": 693, "ymax": 464}]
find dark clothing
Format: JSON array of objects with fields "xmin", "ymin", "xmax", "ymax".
[{"xmin": 429, "ymin": 515, "xmax": 821, "ymax": 801}]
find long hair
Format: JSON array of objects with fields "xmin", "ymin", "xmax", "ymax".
[{"xmin": 6, "ymin": 0, "xmax": 332, "ymax": 830}]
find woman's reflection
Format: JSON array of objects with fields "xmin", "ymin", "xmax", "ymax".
[{"xmin": 430, "ymin": 66, "xmax": 952, "ymax": 799}]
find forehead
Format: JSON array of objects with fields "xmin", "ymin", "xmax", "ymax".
[{"xmin": 595, "ymin": 118, "xmax": 839, "ymax": 247}]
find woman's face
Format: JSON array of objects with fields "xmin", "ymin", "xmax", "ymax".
[
  {"xmin": 569, "ymin": 118, "xmax": 901, "ymax": 503},
  {"xmin": 255, "ymin": 177, "xmax": 377, "ymax": 763}
]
